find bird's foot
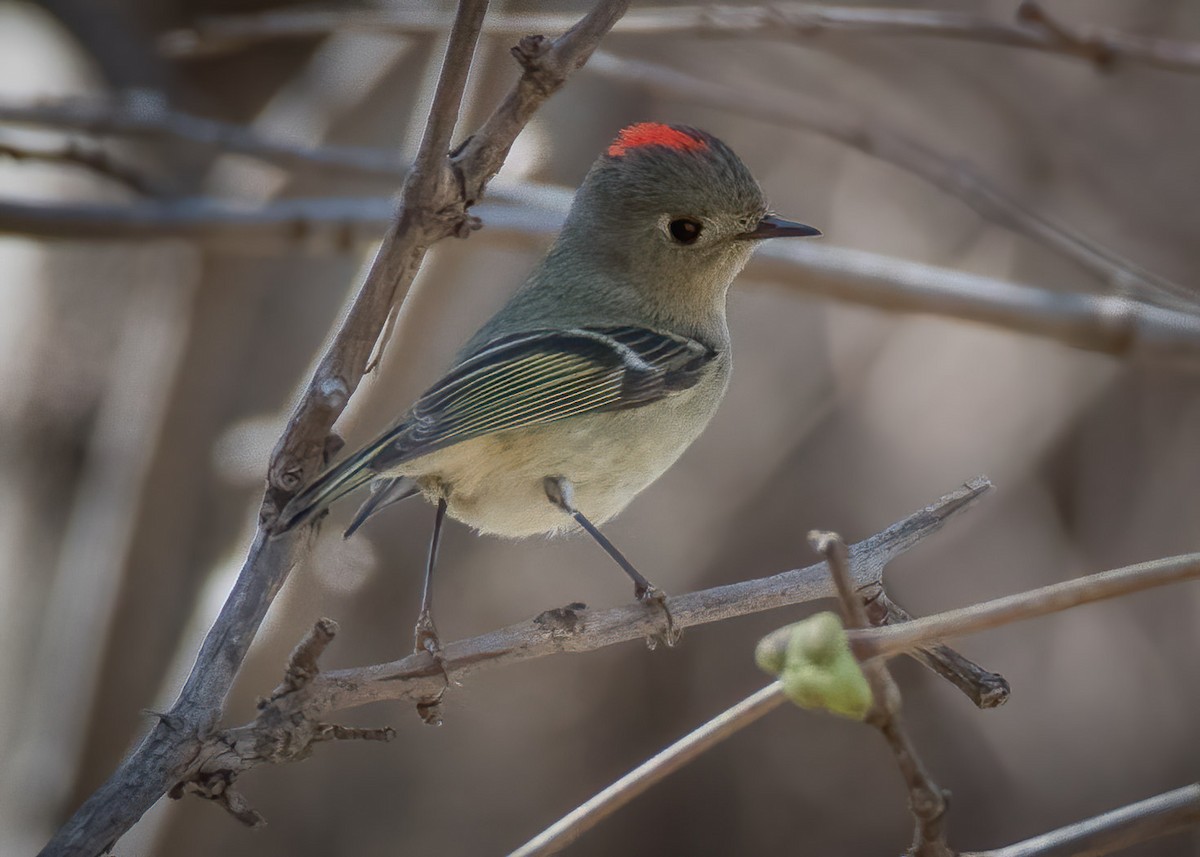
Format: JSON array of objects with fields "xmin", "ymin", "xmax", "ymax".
[
  {"xmin": 636, "ymin": 584, "xmax": 680, "ymax": 649},
  {"xmin": 413, "ymin": 611, "xmax": 452, "ymax": 725}
]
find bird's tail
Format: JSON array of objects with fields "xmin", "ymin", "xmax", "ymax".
[
  {"xmin": 276, "ymin": 444, "xmax": 383, "ymax": 533},
  {"xmin": 343, "ymin": 476, "xmax": 420, "ymax": 538}
]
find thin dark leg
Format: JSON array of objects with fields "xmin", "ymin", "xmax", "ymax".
[
  {"xmin": 544, "ymin": 476, "xmax": 678, "ymax": 645},
  {"xmin": 570, "ymin": 509, "xmax": 655, "ymax": 599},
  {"xmin": 414, "ymin": 497, "xmax": 448, "ymax": 657},
  {"xmin": 412, "ymin": 497, "xmax": 450, "ymax": 725}
]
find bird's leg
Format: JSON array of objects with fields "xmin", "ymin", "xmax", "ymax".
[
  {"xmin": 413, "ymin": 497, "xmax": 450, "ymax": 724},
  {"xmin": 543, "ymin": 476, "xmax": 679, "ymax": 647}
]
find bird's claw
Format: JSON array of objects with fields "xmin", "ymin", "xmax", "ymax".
[
  {"xmin": 637, "ymin": 584, "xmax": 680, "ymax": 649},
  {"xmin": 413, "ymin": 612, "xmax": 453, "ymax": 725}
]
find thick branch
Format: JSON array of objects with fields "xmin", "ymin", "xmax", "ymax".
[
  {"xmin": 160, "ymin": 3, "xmax": 1200, "ymax": 76},
  {"xmin": 40, "ymin": 2, "xmax": 630, "ymax": 854}
]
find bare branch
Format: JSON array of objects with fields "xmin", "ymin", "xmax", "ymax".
[
  {"xmin": 40, "ymin": 2, "xmax": 633, "ymax": 854},
  {"xmin": 961, "ymin": 782, "xmax": 1200, "ymax": 857},
  {"xmin": 509, "ymin": 682, "xmax": 788, "ymax": 856},
  {"xmin": 811, "ymin": 532, "xmax": 950, "ymax": 857},
  {"xmin": 5, "ymin": 193, "xmax": 1200, "ymax": 373},
  {"xmin": 160, "ymin": 3, "xmax": 1200, "ymax": 76},
  {"xmin": 0, "ymin": 138, "xmax": 159, "ymax": 194},
  {"xmin": 503, "ymin": 492, "xmax": 994, "ymax": 857},
  {"xmin": 847, "ymin": 552, "xmax": 1200, "ymax": 662},
  {"xmin": 0, "ymin": 95, "xmax": 410, "ymax": 181},
  {"xmin": 585, "ymin": 52, "xmax": 1195, "ymax": 311},
  {"xmin": 180, "ymin": 478, "xmax": 987, "ymax": 844},
  {"xmin": 135, "ymin": 476, "xmax": 988, "ymax": 830},
  {"xmin": 861, "ymin": 585, "xmax": 1009, "ymax": 710},
  {"xmin": 753, "ymin": 241, "xmax": 1200, "ymax": 373}
]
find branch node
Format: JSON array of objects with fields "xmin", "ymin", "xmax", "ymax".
[
  {"xmin": 416, "ymin": 688, "xmax": 447, "ymax": 727},
  {"xmin": 511, "ymin": 34, "xmax": 551, "ymax": 71},
  {"xmin": 174, "ymin": 772, "xmax": 266, "ymax": 828},
  {"xmin": 317, "ymin": 375, "xmax": 350, "ymax": 410},
  {"xmin": 454, "ymin": 213, "xmax": 483, "ymax": 238},
  {"xmin": 534, "ymin": 601, "xmax": 588, "ymax": 638},
  {"xmin": 314, "ymin": 723, "xmax": 397, "ymax": 744},
  {"xmin": 274, "ymin": 617, "xmax": 339, "ymax": 700}
]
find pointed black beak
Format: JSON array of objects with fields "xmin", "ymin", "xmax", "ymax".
[{"xmin": 738, "ymin": 214, "xmax": 822, "ymax": 241}]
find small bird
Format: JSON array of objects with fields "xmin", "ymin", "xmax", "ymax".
[{"xmin": 277, "ymin": 122, "xmax": 819, "ymax": 655}]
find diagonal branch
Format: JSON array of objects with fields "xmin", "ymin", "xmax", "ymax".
[
  {"xmin": 0, "ymin": 95, "xmax": 412, "ymax": 181},
  {"xmin": 159, "ymin": 3, "xmax": 1200, "ymax": 76},
  {"xmin": 39, "ymin": 2, "xmax": 632, "ymax": 855},
  {"xmin": 961, "ymin": 782, "xmax": 1200, "ymax": 857},
  {"xmin": 847, "ymin": 551, "xmax": 1200, "ymax": 662},
  {"xmin": 0, "ymin": 138, "xmax": 159, "ymax": 194},
  {"xmin": 162, "ymin": 478, "xmax": 993, "ymax": 828}
]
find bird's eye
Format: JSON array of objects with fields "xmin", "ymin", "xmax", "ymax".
[{"xmin": 668, "ymin": 218, "xmax": 703, "ymax": 245}]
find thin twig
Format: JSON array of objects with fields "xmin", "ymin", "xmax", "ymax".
[
  {"xmin": 961, "ymin": 782, "xmax": 1200, "ymax": 857},
  {"xmin": 159, "ymin": 3, "xmax": 1200, "ymax": 76},
  {"xmin": 811, "ymin": 532, "xmax": 951, "ymax": 857},
  {"xmin": 40, "ymin": 2, "xmax": 632, "ymax": 854},
  {"xmin": 509, "ymin": 682, "xmax": 787, "ymax": 856},
  {"xmin": 861, "ymin": 585, "xmax": 1009, "ymax": 709},
  {"xmin": 1, "ymin": 85, "xmax": 1192, "ymax": 310},
  {"xmin": 847, "ymin": 552, "xmax": 1200, "ymax": 662},
  {"xmin": 0, "ymin": 138, "xmax": 159, "ymax": 195},
  {"xmin": 0, "ymin": 95, "xmax": 411, "ymax": 182},
  {"xmin": 5, "ymin": 193, "xmax": 1200, "ymax": 373},
  {"xmin": 585, "ymin": 51, "xmax": 1195, "ymax": 311}
]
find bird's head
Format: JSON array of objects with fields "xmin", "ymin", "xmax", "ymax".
[{"xmin": 557, "ymin": 123, "xmax": 819, "ymax": 324}]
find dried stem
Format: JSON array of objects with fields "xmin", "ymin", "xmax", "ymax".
[
  {"xmin": 38, "ymin": 2, "xmax": 632, "ymax": 854},
  {"xmin": 961, "ymin": 782, "xmax": 1200, "ymax": 857},
  {"xmin": 848, "ymin": 551, "xmax": 1200, "ymax": 662},
  {"xmin": 508, "ymin": 682, "xmax": 787, "ymax": 856},
  {"xmin": 160, "ymin": 3, "xmax": 1200, "ymax": 77},
  {"xmin": 0, "ymin": 138, "xmax": 158, "ymax": 194},
  {"xmin": 0, "ymin": 95, "xmax": 411, "ymax": 182},
  {"xmin": 811, "ymin": 531, "xmax": 951, "ymax": 857},
  {"xmin": 861, "ymin": 585, "xmax": 1009, "ymax": 709}
]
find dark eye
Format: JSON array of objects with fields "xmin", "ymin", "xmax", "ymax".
[{"xmin": 668, "ymin": 218, "xmax": 703, "ymax": 244}]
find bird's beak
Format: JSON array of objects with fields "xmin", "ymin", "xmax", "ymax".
[{"xmin": 738, "ymin": 214, "xmax": 822, "ymax": 241}]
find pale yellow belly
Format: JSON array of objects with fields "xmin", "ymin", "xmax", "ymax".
[{"xmin": 390, "ymin": 378, "xmax": 725, "ymax": 538}]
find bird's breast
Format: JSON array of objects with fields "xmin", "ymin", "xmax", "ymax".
[{"xmin": 400, "ymin": 362, "xmax": 729, "ymax": 538}]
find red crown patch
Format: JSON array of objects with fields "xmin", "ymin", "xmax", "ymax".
[{"xmin": 607, "ymin": 123, "xmax": 708, "ymax": 158}]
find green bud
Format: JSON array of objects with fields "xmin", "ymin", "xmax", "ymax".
[{"xmin": 755, "ymin": 613, "xmax": 873, "ymax": 721}]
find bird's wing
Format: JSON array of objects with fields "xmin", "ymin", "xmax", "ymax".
[{"xmin": 371, "ymin": 326, "xmax": 719, "ymax": 469}]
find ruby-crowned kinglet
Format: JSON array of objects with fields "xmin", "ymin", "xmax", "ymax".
[{"xmin": 277, "ymin": 123, "xmax": 820, "ymax": 652}]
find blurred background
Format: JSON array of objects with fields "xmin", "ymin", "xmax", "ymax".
[{"xmin": 2, "ymin": 1, "xmax": 1199, "ymax": 855}]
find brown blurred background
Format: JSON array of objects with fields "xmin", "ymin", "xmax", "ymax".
[{"xmin": 2, "ymin": 1, "xmax": 1199, "ymax": 855}]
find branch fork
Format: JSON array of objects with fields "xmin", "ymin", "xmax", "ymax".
[{"xmin": 171, "ymin": 617, "xmax": 395, "ymax": 829}]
